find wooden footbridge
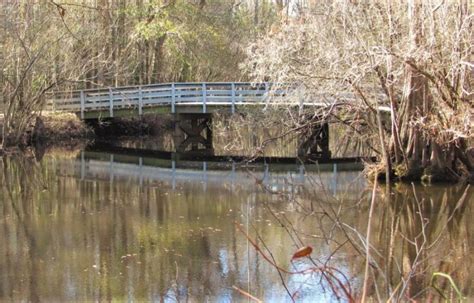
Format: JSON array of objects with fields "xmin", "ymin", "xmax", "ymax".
[
  {"xmin": 48, "ymin": 82, "xmax": 389, "ymax": 159},
  {"xmin": 48, "ymin": 82, "xmax": 340, "ymax": 118}
]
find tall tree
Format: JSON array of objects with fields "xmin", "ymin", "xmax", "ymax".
[
  {"xmin": 1, "ymin": 0, "xmax": 276, "ymax": 147},
  {"xmin": 245, "ymin": 1, "xmax": 473, "ymax": 182}
]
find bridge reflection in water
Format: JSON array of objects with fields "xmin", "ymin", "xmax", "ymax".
[{"xmin": 58, "ymin": 151, "xmax": 366, "ymax": 195}]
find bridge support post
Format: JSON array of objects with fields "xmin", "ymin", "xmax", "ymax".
[
  {"xmin": 171, "ymin": 83, "xmax": 176, "ymax": 113},
  {"xmin": 297, "ymin": 120, "xmax": 331, "ymax": 160},
  {"xmin": 109, "ymin": 88, "xmax": 114, "ymax": 118},
  {"xmin": 231, "ymin": 83, "xmax": 236, "ymax": 114},
  {"xmin": 138, "ymin": 86, "xmax": 143, "ymax": 116},
  {"xmin": 173, "ymin": 113, "xmax": 214, "ymax": 155},
  {"xmin": 80, "ymin": 90, "xmax": 85, "ymax": 120},
  {"xmin": 202, "ymin": 83, "xmax": 207, "ymax": 113}
]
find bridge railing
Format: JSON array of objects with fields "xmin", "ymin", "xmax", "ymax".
[
  {"xmin": 47, "ymin": 82, "xmax": 290, "ymax": 118},
  {"xmin": 47, "ymin": 82, "xmax": 391, "ymax": 118}
]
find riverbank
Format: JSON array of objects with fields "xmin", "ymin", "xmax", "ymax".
[
  {"xmin": 0, "ymin": 113, "xmax": 92, "ymax": 152},
  {"xmin": 33, "ymin": 113, "xmax": 92, "ymax": 142},
  {"xmin": 0, "ymin": 113, "xmax": 174, "ymax": 151},
  {"xmin": 1, "ymin": 112, "xmax": 472, "ymax": 184}
]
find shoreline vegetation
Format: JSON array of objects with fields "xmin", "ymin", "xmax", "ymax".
[
  {"xmin": 0, "ymin": 112, "xmax": 175, "ymax": 153},
  {"xmin": 0, "ymin": 0, "xmax": 472, "ymax": 185},
  {"xmin": 244, "ymin": 2, "xmax": 473, "ymax": 184},
  {"xmin": 0, "ymin": 110, "xmax": 472, "ymax": 184},
  {"xmin": 0, "ymin": 113, "xmax": 91, "ymax": 149}
]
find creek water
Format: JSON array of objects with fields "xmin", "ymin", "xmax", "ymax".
[{"xmin": 0, "ymin": 148, "xmax": 472, "ymax": 302}]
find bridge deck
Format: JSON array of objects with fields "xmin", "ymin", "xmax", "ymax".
[{"xmin": 48, "ymin": 82, "xmax": 390, "ymax": 119}]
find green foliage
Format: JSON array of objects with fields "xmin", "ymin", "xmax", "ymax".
[
  {"xmin": 135, "ymin": 19, "xmax": 174, "ymax": 40},
  {"xmin": 129, "ymin": 0, "xmax": 258, "ymax": 82}
]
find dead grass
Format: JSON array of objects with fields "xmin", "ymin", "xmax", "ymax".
[{"xmin": 36, "ymin": 112, "xmax": 92, "ymax": 142}]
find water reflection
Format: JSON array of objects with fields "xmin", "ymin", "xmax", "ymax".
[
  {"xmin": 0, "ymin": 152, "xmax": 472, "ymax": 302},
  {"xmin": 66, "ymin": 151, "xmax": 364, "ymax": 194},
  {"xmin": 368, "ymin": 184, "xmax": 473, "ymax": 301}
]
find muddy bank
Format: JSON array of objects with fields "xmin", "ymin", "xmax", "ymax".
[
  {"xmin": 0, "ymin": 113, "xmax": 91, "ymax": 145},
  {"xmin": 0, "ymin": 113, "xmax": 91, "ymax": 155},
  {"xmin": 32, "ymin": 113, "xmax": 93, "ymax": 142},
  {"xmin": 0, "ymin": 113, "xmax": 174, "ymax": 151}
]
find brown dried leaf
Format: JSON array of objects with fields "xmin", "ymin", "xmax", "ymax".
[{"xmin": 291, "ymin": 246, "xmax": 313, "ymax": 260}]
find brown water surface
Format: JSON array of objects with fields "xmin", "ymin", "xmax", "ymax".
[{"xmin": 0, "ymin": 150, "xmax": 472, "ymax": 302}]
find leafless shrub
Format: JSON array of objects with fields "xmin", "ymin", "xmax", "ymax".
[{"xmin": 244, "ymin": 1, "xmax": 473, "ymax": 182}]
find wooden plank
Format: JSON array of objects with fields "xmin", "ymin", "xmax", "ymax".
[
  {"xmin": 141, "ymin": 91, "xmax": 173, "ymax": 99},
  {"xmin": 53, "ymin": 97, "xmax": 81, "ymax": 104},
  {"xmin": 86, "ymin": 95, "xmax": 110, "ymax": 103}
]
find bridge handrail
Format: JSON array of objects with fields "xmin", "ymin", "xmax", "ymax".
[
  {"xmin": 48, "ymin": 82, "xmax": 282, "ymax": 95},
  {"xmin": 46, "ymin": 82, "xmax": 389, "ymax": 118},
  {"xmin": 47, "ymin": 82, "xmax": 286, "ymax": 117}
]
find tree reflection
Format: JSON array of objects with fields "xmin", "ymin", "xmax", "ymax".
[
  {"xmin": 0, "ymin": 154, "xmax": 291, "ymax": 301},
  {"xmin": 280, "ymin": 180, "xmax": 473, "ymax": 301},
  {"xmin": 1, "ymin": 156, "xmax": 46, "ymax": 302},
  {"xmin": 373, "ymin": 184, "xmax": 473, "ymax": 301},
  {"xmin": 0, "ymin": 153, "xmax": 471, "ymax": 302}
]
